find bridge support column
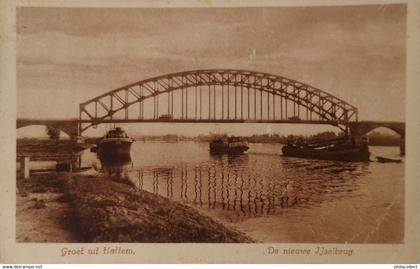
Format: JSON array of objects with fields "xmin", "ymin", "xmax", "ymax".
[
  {"xmin": 19, "ymin": 156, "xmax": 30, "ymax": 179},
  {"xmin": 400, "ymin": 137, "xmax": 405, "ymax": 156},
  {"xmin": 72, "ymin": 156, "xmax": 82, "ymax": 170}
]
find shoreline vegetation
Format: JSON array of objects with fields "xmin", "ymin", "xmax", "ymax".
[{"xmin": 18, "ymin": 130, "xmax": 402, "ymax": 146}]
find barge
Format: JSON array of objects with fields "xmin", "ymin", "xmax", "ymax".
[
  {"xmin": 281, "ymin": 137, "xmax": 370, "ymax": 162},
  {"xmin": 209, "ymin": 137, "xmax": 249, "ymax": 154}
]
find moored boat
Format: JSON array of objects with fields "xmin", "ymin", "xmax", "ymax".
[
  {"xmin": 281, "ymin": 137, "xmax": 370, "ymax": 162},
  {"xmin": 95, "ymin": 127, "xmax": 135, "ymax": 163},
  {"xmin": 210, "ymin": 137, "xmax": 249, "ymax": 154}
]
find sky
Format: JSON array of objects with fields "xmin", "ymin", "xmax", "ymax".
[{"xmin": 16, "ymin": 4, "xmax": 406, "ymax": 137}]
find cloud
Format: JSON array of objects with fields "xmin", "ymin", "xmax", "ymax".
[{"xmin": 17, "ymin": 5, "xmax": 406, "ymax": 122}]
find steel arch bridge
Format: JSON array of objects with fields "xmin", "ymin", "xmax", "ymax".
[{"xmin": 79, "ymin": 69, "xmax": 358, "ymax": 133}]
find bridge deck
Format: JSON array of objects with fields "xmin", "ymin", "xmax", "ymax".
[
  {"xmin": 17, "ymin": 118, "xmax": 405, "ymax": 138},
  {"xmin": 78, "ymin": 119, "xmax": 340, "ymax": 125}
]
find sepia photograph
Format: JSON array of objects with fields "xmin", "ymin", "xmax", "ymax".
[
  {"xmin": 14, "ymin": 3, "xmax": 407, "ymax": 245},
  {"xmin": 1, "ymin": 0, "xmax": 419, "ymax": 264}
]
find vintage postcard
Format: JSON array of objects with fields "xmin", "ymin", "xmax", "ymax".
[{"xmin": 0, "ymin": 0, "xmax": 419, "ymax": 264}]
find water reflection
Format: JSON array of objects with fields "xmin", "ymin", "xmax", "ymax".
[{"xmin": 99, "ymin": 152, "xmax": 370, "ymax": 218}]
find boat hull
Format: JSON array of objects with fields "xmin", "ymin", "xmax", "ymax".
[
  {"xmin": 210, "ymin": 142, "xmax": 249, "ymax": 155},
  {"xmin": 282, "ymin": 144, "xmax": 370, "ymax": 162},
  {"xmin": 97, "ymin": 139, "xmax": 133, "ymax": 163}
]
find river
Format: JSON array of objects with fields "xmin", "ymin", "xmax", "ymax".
[{"xmin": 82, "ymin": 142, "xmax": 404, "ymax": 243}]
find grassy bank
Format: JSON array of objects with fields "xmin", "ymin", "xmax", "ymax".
[
  {"xmin": 17, "ymin": 171, "xmax": 254, "ymax": 243},
  {"xmin": 16, "ymin": 172, "xmax": 81, "ymax": 242},
  {"xmin": 65, "ymin": 174, "xmax": 254, "ymax": 243}
]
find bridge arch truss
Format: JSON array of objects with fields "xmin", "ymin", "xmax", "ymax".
[{"xmin": 79, "ymin": 69, "xmax": 358, "ymax": 133}]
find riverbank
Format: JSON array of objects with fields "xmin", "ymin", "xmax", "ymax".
[
  {"xmin": 16, "ymin": 172, "xmax": 81, "ymax": 242},
  {"xmin": 16, "ymin": 171, "xmax": 254, "ymax": 243}
]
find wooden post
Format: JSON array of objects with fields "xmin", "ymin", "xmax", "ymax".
[{"xmin": 20, "ymin": 156, "xmax": 30, "ymax": 179}]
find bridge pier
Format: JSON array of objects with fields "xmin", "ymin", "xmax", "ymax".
[
  {"xmin": 400, "ymin": 138, "xmax": 405, "ymax": 156},
  {"xmin": 19, "ymin": 156, "xmax": 30, "ymax": 179},
  {"xmin": 348, "ymin": 121, "xmax": 406, "ymax": 156}
]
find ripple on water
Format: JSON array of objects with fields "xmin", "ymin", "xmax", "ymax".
[{"xmin": 80, "ymin": 142, "xmax": 403, "ymax": 242}]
